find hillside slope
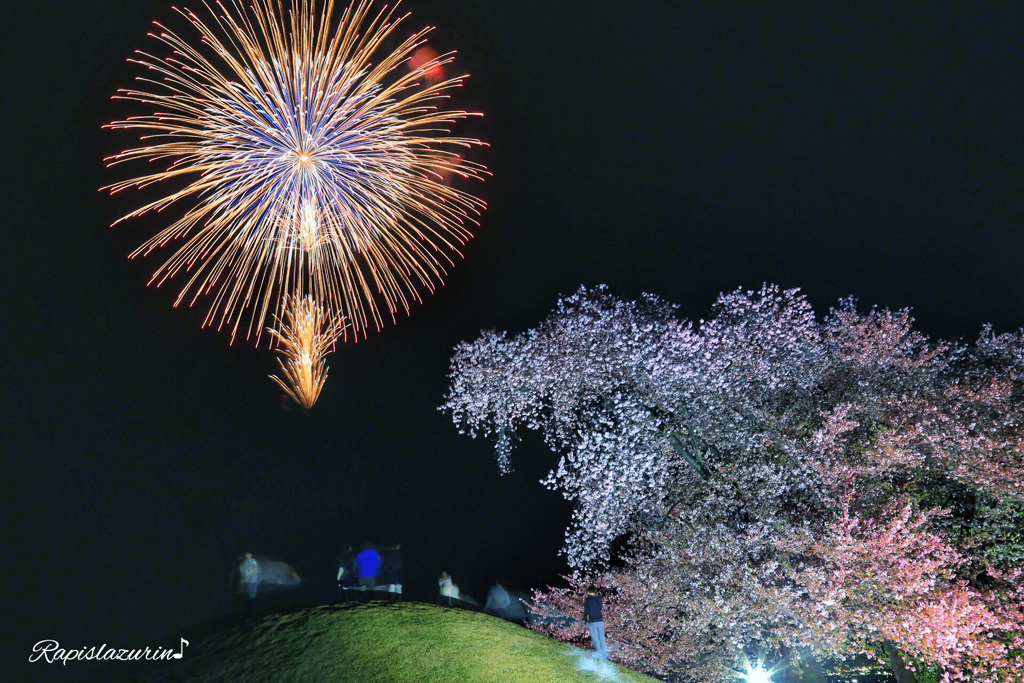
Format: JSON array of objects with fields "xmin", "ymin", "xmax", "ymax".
[{"xmin": 138, "ymin": 602, "xmax": 661, "ymax": 682}]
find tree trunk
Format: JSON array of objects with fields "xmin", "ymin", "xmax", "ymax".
[
  {"xmin": 883, "ymin": 640, "xmax": 917, "ymax": 683},
  {"xmin": 667, "ymin": 430, "xmax": 710, "ymax": 480}
]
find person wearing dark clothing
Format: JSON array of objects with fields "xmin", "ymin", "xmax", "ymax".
[
  {"xmin": 337, "ymin": 546, "xmax": 355, "ymax": 599},
  {"xmin": 584, "ymin": 588, "xmax": 607, "ymax": 659},
  {"xmin": 381, "ymin": 544, "xmax": 403, "ymax": 602},
  {"xmin": 354, "ymin": 546, "xmax": 381, "ymax": 600}
]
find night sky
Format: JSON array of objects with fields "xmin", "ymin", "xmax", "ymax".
[{"xmin": 5, "ymin": 1, "xmax": 1022, "ymax": 678}]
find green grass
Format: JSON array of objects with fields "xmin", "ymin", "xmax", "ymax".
[{"xmin": 142, "ymin": 602, "xmax": 660, "ymax": 682}]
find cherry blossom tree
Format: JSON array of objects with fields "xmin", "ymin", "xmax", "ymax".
[{"xmin": 442, "ymin": 285, "xmax": 1024, "ymax": 682}]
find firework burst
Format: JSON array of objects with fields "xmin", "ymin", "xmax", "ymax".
[
  {"xmin": 267, "ymin": 295, "xmax": 345, "ymax": 410},
  {"xmin": 105, "ymin": 0, "xmax": 487, "ymax": 345}
]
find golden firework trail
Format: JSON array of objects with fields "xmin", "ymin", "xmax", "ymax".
[
  {"xmin": 104, "ymin": 0, "xmax": 487, "ymax": 346},
  {"xmin": 267, "ymin": 295, "xmax": 345, "ymax": 410}
]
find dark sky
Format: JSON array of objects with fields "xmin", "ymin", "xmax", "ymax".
[{"xmin": 4, "ymin": 0, "xmax": 1022, "ymax": 678}]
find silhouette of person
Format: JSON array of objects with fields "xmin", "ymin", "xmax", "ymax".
[
  {"xmin": 584, "ymin": 587, "xmax": 607, "ymax": 659},
  {"xmin": 381, "ymin": 544, "xmax": 403, "ymax": 602},
  {"xmin": 353, "ymin": 545, "xmax": 381, "ymax": 600},
  {"xmin": 337, "ymin": 545, "xmax": 355, "ymax": 599},
  {"xmin": 240, "ymin": 552, "xmax": 259, "ymax": 600},
  {"xmin": 438, "ymin": 570, "xmax": 456, "ymax": 605}
]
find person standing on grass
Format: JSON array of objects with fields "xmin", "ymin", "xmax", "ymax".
[
  {"xmin": 438, "ymin": 570, "xmax": 456, "ymax": 605},
  {"xmin": 381, "ymin": 544, "xmax": 403, "ymax": 602},
  {"xmin": 583, "ymin": 587, "xmax": 607, "ymax": 659},
  {"xmin": 240, "ymin": 552, "xmax": 260, "ymax": 599},
  {"xmin": 354, "ymin": 544, "xmax": 381, "ymax": 601},
  {"xmin": 337, "ymin": 546, "xmax": 355, "ymax": 599}
]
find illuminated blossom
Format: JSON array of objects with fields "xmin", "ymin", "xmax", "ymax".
[{"xmin": 444, "ymin": 285, "xmax": 1024, "ymax": 681}]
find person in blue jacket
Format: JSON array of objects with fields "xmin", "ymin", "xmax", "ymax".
[
  {"xmin": 353, "ymin": 545, "xmax": 381, "ymax": 600},
  {"xmin": 583, "ymin": 587, "xmax": 607, "ymax": 659}
]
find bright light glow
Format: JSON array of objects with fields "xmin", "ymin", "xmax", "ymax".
[
  {"xmin": 742, "ymin": 666, "xmax": 772, "ymax": 683},
  {"xmin": 299, "ymin": 201, "xmax": 319, "ymax": 252}
]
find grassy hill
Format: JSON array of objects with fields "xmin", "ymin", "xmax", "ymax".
[{"xmin": 136, "ymin": 602, "xmax": 661, "ymax": 682}]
